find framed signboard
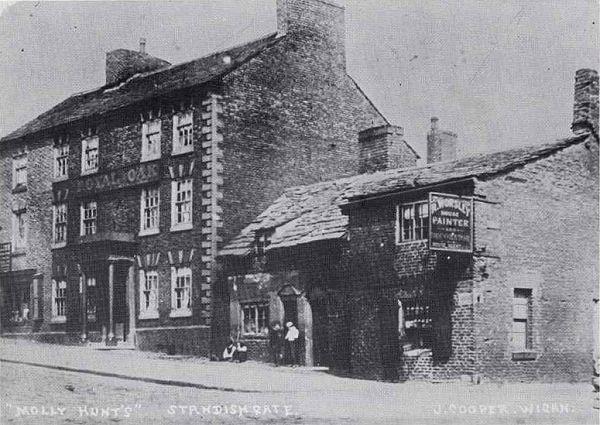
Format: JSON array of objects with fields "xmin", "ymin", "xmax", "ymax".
[{"xmin": 428, "ymin": 192, "xmax": 473, "ymax": 253}]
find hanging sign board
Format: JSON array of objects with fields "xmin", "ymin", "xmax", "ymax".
[{"xmin": 428, "ymin": 192, "xmax": 473, "ymax": 253}]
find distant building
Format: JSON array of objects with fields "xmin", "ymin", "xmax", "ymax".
[
  {"xmin": 219, "ymin": 69, "xmax": 599, "ymax": 382},
  {"xmin": 0, "ymin": 0, "xmax": 386, "ymax": 351}
]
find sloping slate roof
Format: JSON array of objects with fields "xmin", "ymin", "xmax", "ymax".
[
  {"xmin": 1, "ymin": 33, "xmax": 283, "ymax": 143},
  {"xmin": 342, "ymin": 133, "xmax": 590, "ymax": 201},
  {"xmin": 220, "ymin": 133, "xmax": 591, "ymax": 257},
  {"xmin": 220, "ymin": 176, "xmax": 356, "ymax": 256}
]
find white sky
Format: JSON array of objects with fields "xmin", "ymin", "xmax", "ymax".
[{"xmin": 0, "ymin": 1, "xmax": 598, "ymax": 158}]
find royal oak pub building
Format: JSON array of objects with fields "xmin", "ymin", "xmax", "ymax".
[{"xmin": 0, "ymin": 0, "xmax": 386, "ymax": 351}]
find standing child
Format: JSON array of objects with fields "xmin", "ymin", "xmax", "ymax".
[{"xmin": 284, "ymin": 321, "xmax": 300, "ymax": 365}]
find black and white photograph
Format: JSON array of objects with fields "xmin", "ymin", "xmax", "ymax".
[{"xmin": 0, "ymin": 1, "xmax": 598, "ymax": 424}]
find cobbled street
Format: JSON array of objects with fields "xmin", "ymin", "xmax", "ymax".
[{"xmin": 0, "ymin": 339, "xmax": 598, "ymax": 425}]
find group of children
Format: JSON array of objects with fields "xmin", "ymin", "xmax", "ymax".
[
  {"xmin": 222, "ymin": 339, "xmax": 248, "ymax": 362},
  {"xmin": 221, "ymin": 321, "xmax": 300, "ymax": 365}
]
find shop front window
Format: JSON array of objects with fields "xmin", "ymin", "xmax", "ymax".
[
  {"xmin": 398, "ymin": 298, "xmax": 433, "ymax": 350},
  {"xmin": 242, "ymin": 303, "xmax": 269, "ymax": 336}
]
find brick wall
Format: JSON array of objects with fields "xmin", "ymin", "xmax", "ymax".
[
  {"xmin": 46, "ymin": 88, "xmax": 219, "ymax": 349},
  {"xmin": 343, "ymin": 138, "xmax": 598, "ymax": 383},
  {"xmin": 0, "ymin": 137, "xmax": 54, "ymax": 332},
  {"xmin": 219, "ymin": 0, "xmax": 387, "ymax": 245},
  {"xmin": 473, "ymin": 139, "xmax": 599, "ymax": 382}
]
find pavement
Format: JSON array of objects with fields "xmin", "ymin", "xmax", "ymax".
[{"xmin": 1, "ymin": 338, "xmax": 598, "ymax": 424}]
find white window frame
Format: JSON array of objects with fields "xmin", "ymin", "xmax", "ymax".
[
  {"xmin": 241, "ymin": 302, "xmax": 270, "ymax": 336},
  {"xmin": 80, "ymin": 201, "xmax": 97, "ymax": 236},
  {"xmin": 53, "ymin": 203, "xmax": 68, "ymax": 248},
  {"xmin": 139, "ymin": 270, "xmax": 159, "ymax": 319},
  {"xmin": 140, "ymin": 187, "xmax": 160, "ymax": 236},
  {"xmin": 51, "ymin": 279, "xmax": 67, "ymax": 322},
  {"xmin": 141, "ymin": 119, "xmax": 162, "ymax": 162},
  {"xmin": 54, "ymin": 144, "xmax": 69, "ymax": 180},
  {"xmin": 172, "ymin": 111, "xmax": 194, "ymax": 155},
  {"xmin": 396, "ymin": 200, "xmax": 429, "ymax": 244},
  {"xmin": 12, "ymin": 210, "xmax": 27, "ymax": 253},
  {"xmin": 170, "ymin": 266, "xmax": 192, "ymax": 317},
  {"xmin": 81, "ymin": 136, "xmax": 99, "ymax": 175},
  {"xmin": 170, "ymin": 179, "xmax": 193, "ymax": 232},
  {"xmin": 12, "ymin": 154, "xmax": 27, "ymax": 189}
]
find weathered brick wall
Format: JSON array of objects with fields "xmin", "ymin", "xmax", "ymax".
[
  {"xmin": 473, "ymin": 139, "xmax": 599, "ymax": 382},
  {"xmin": 344, "ymin": 193, "xmax": 477, "ymax": 381},
  {"xmin": 358, "ymin": 125, "xmax": 418, "ymax": 173},
  {"xmin": 0, "ymin": 138, "xmax": 54, "ymax": 331},
  {"xmin": 219, "ymin": 0, "xmax": 387, "ymax": 245},
  {"xmin": 47, "ymin": 88, "xmax": 219, "ymax": 349}
]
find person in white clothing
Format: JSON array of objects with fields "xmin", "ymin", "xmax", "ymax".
[
  {"xmin": 284, "ymin": 321, "xmax": 300, "ymax": 365},
  {"xmin": 222, "ymin": 339, "xmax": 236, "ymax": 361}
]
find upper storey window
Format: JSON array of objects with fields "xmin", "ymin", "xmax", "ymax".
[
  {"xmin": 54, "ymin": 144, "xmax": 69, "ymax": 179},
  {"xmin": 172, "ymin": 111, "xmax": 193, "ymax": 155},
  {"xmin": 81, "ymin": 136, "xmax": 99, "ymax": 175},
  {"xmin": 397, "ymin": 201, "xmax": 429, "ymax": 243},
  {"xmin": 12, "ymin": 154, "xmax": 27, "ymax": 191},
  {"xmin": 170, "ymin": 178, "xmax": 193, "ymax": 232},
  {"xmin": 141, "ymin": 119, "xmax": 162, "ymax": 162},
  {"xmin": 80, "ymin": 201, "xmax": 97, "ymax": 236},
  {"xmin": 12, "ymin": 210, "xmax": 27, "ymax": 253}
]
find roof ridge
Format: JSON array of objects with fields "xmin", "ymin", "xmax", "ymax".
[
  {"xmin": 283, "ymin": 133, "xmax": 590, "ymax": 194},
  {"xmin": 1, "ymin": 31, "xmax": 283, "ymax": 143},
  {"xmin": 125, "ymin": 31, "xmax": 281, "ymax": 83}
]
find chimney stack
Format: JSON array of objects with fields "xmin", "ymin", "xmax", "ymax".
[
  {"xmin": 426, "ymin": 117, "xmax": 457, "ymax": 164},
  {"xmin": 358, "ymin": 125, "xmax": 419, "ymax": 174},
  {"xmin": 105, "ymin": 41, "xmax": 171, "ymax": 86},
  {"xmin": 276, "ymin": 0, "xmax": 346, "ymax": 68},
  {"xmin": 572, "ymin": 68, "xmax": 599, "ymax": 137}
]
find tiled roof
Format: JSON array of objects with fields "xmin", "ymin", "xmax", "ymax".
[
  {"xmin": 1, "ymin": 33, "xmax": 283, "ymax": 143},
  {"xmin": 220, "ymin": 133, "xmax": 592, "ymax": 257}
]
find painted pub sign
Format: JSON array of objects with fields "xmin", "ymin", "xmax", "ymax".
[{"xmin": 428, "ymin": 192, "xmax": 473, "ymax": 253}]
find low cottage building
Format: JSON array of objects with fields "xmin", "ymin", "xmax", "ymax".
[{"xmin": 218, "ymin": 69, "xmax": 599, "ymax": 382}]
